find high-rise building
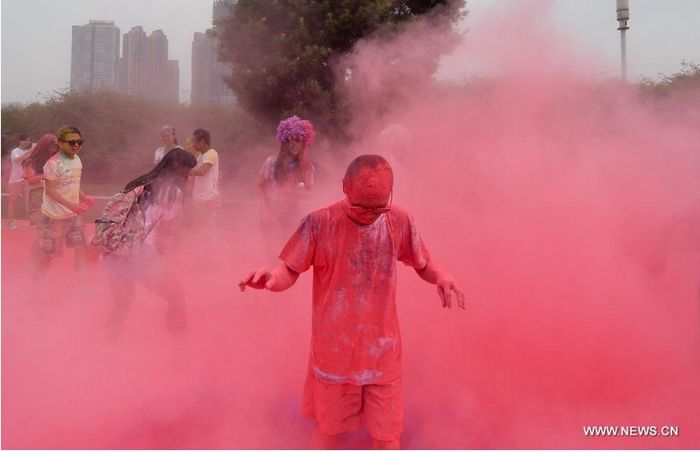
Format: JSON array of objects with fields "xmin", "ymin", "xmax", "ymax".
[
  {"xmin": 191, "ymin": 0, "xmax": 236, "ymax": 106},
  {"xmin": 190, "ymin": 33, "xmax": 218, "ymax": 105},
  {"xmin": 70, "ymin": 20, "xmax": 120, "ymax": 92},
  {"xmin": 166, "ymin": 60, "xmax": 180, "ymax": 103},
  {"xmin": 118, "ymin": 26, "xmax": 179, "ymax": 103},
  {"xmin": 118, "ymin": 26, "xmax": 146, "ymax": 96}
]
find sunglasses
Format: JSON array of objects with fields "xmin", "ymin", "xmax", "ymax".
[
  {"xmin": 347, "ymin": 205, "xmax": 391, "ymax": 214},
  {"xmin": 346, "ymin": 191, "xmax": 393, "ymax": 214},
  {"xmin": 61, "ymin": 139, "xmax": 84, "ymax": 147}
]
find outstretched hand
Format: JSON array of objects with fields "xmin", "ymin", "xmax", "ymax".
[
  {"xmin": 70, "ymin": 202, "xmax": 90, "ymax": 214},
  {"xmin": 82, "ymin": 195, "xmax": 96, "ymax": 208},
  {"xmin": 436, "ymin": 275, "xmax": 466, "ymax": 310},
  {"xmin": 239, "ymin": 268, "xmax": 275, "ymax": 291}
]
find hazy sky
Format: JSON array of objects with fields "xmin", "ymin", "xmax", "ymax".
[{"xmin": 2, "ymin": 0, "xmax": 699, "ymax": 105}]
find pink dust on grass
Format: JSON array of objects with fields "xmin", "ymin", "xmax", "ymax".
[{"xmin": 3, "ymin": 2, "xmax": 700, "ymax": 448}]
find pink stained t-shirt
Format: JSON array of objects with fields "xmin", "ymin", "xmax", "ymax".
[{"xmin": 279, "ymin": 201, "xmax": 430, "ymax": 385}]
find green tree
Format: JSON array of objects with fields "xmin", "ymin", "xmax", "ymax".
[
  {"xmin": 216, "ymin": 0, "xmax": 465, "ymax": 137},
  {"xmin": 1, "ymin": 90, "xmax": 266, "ymax": 188},
  {"xmin": 639, "ymin": 60, "xmax": 700, "ymax": 96}
]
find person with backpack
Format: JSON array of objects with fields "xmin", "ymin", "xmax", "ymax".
[{"xmin": 94, "ymin": 147, "xmax": 197, "ymax": 336}]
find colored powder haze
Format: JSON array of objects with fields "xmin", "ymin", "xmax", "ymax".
[{"xmin": 3, "ymin": 2, "xmax": 700, "ymax": 449}]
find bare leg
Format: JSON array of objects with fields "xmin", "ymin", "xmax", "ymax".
[
  {"xmin": 107, "ymin": 277, "xmax": 135, "ymax": 339},
  {"xmin": 73, "ymin": 244, "xmax": 90, "ymax": 270},
  {"xmin": 30, "ymin": 211, "xmax": 40, "ymax": 227},
  {"xmin": 8, "ymin": 190, "xmax": 19, "ymax": 226},
  {"xmin": 31, "ymin": 248, "xmax": 52, "ymax": 273},
  {"xmin": 311, "ymin": 428, "xmax": 339, "ymax": 450},
  {"xmin": 23, "ymin": 183, "xmax": 30, "ymax": 219},
  {"xmin": 372, "ymin": 437, "xmax": 401, "ymax": 449},
  {"xmin": 32, "ymin": 216, "xmax": 53, "ymax": 272},
  {"xmin": 140, "ymin": 274, "xmax": 186, "ymax": 334}
]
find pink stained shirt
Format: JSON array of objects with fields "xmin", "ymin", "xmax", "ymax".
[{"xmin": 279, "ymin": 201, "xmax": 430, "ymax": 385}]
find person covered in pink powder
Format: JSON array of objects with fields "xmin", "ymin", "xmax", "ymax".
[
  {"xmin": 257, "ymin": 115, "xmax": 316, "ymax": 235},
  {"xmin": 240, "ymin": 154, "xmax": 466, "ymax": 449},
  {"xmin": 22, "ymin": 133, "xmax": 59, "ymax": 228}
]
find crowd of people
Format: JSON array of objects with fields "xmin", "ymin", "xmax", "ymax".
[{"xmin": 4, "ymin": 116, "xmax": 466, "ymax": 449}]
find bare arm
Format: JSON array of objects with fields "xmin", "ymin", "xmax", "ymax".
[
  {"xmin": 24, "ymin": 174, "xmax": 43, "ymax": 185},
  {"xmin": 239, "ymin": 262, "xmax": 300, "ymax": 292},
  {"xmin": 416, "ymin": 258, "xmax": 466, "ymax": 309},
  {"xmin": 257, "ymin": 172, "xmax": 268, "ymax": 191},
  {"xmin": 22, "ymin": 166, "xmax": 42, "ymax": 185},
  {"xmin": 11, "ymin": 150, "xmax": 31, "ymax": 164},
  {"xmin": 190, "ymin": 162, "xmax": 212, "ymax": 177},
  {"xmin": 257, "ymin": 173, "xmax": 270, "ymax": 202},
  {"xmin": 44, "ymin": 179, "xmax": 88, "ymax": 214},
  {"xmin": 79, "ymin": 190, "xmax": 95, "ymax": 206}
]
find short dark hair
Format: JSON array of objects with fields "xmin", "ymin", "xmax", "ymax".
[
  {"xmin": 193, "ymin": 128, "xmax": 211, "ymax": 146},
  {"xmin": 17, "ymin": 134, "xmax": 31, "ymax": 142},
  {"xmin": 57, "ymin": 125, "xmax": 81, "ymax": 142},
  {"xmin": 344, "ymin": 154, "xmax": 393, "ymax": 181}
]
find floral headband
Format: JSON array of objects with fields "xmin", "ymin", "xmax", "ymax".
[{"xmin": 276, "ymin": 115, "xmax": 315, "ymax": 145}]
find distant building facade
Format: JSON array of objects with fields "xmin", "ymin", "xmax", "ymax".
[
  {"xmin": 191, "ymin": 0, "xmax": 236, "ymax": 106},
  {"xmin": 70, "ymin": 20, "xmax": 120, "ymax": 92},
  {"xmin": 118, "ymin": 26, "xmax": 179, "ymax": 103}
]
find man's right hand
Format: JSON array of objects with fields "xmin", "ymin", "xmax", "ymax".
[
  {"xmin": 239, "ymin": 268, "xmax": 275, "ymax": 291},
  {"xmin": 70, "ymin": 203, "xmax": 90, "ymax": 214}
]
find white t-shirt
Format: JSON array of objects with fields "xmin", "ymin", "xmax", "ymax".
[
  {"xmin": 192, "ymin": 148, "xmax": 220, "ymax": 202},
  {"xmin": 9, "ymin": 147, "xmax": 30, "ymax": 184},
  {"xmin": 41, "ymin": 153, "xmax": 82, "ymax": 220},
  {"xmin": 154, "ymin": 147, "xmax": 165, "ymax": 165}
]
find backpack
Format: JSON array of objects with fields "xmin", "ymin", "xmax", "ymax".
[{"xmin": 91, "ymin": 185, "xmax": 148, "ymax": 256}]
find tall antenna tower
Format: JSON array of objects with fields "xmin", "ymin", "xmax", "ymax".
[{"xmin": 616, "ymin": 0, "xmax": 630, "ymax": 81}]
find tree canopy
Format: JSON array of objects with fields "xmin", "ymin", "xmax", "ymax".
[
  {"xmin": 216, "ymin": 0, "xmax": 466, "ymax": 137},
  {"xmin": 1, "ymin": 90, "xmax": 265, "ymax": 187},
  {"xmin": 639, "ymin": 60, "xmax": 700, "ymax": 96}
]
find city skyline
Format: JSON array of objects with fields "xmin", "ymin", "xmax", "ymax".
[
  {"xmin": 70, "ymin": 20, "xmax": 121, "ymax": 93},
  {"xmin": 117, "ymin": 25, "xmax": 180, "ymax": 102},
  {"xmin": 2, "ymin": 0, "xmax": 216, "ymax": 105},
  {"xmin": 191, "ymin": 0, "xmax": 236, "ymax": 106},
  {"xmin": 68, "ymin": 1, "xmax": 236, "ymax": 105},
  {"xmin": 68, "ymin": 2, "xmax": 235, "ymax": 105},
  {"xmin": 70, "ymin": 21, "xmax": 181, "ymax": 104},
  {"xmin": 2, "ymin": 0, "xmax": 700, "ymax": 105}
]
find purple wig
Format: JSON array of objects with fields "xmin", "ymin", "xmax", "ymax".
[{"xmin": 276, "ymin": 115, "xmax": 315, "ymax": 145}]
